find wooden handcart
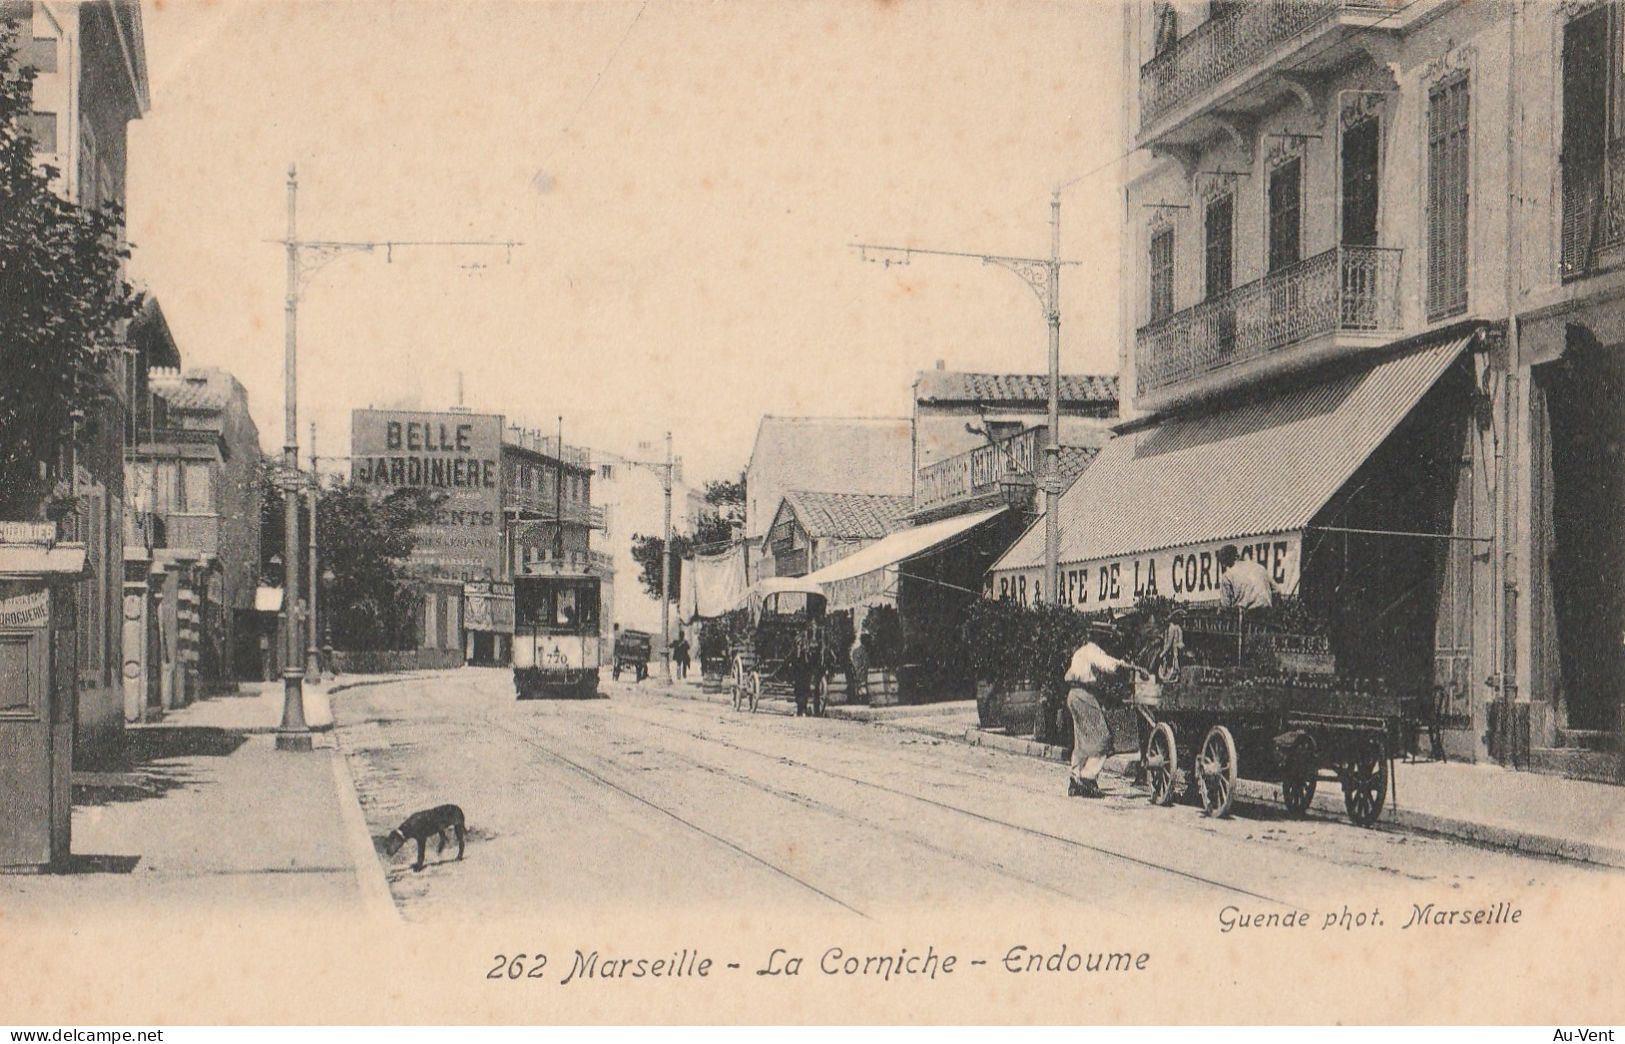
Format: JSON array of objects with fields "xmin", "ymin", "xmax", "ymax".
[{"xmin": 1133, "ymin": 615, "xmax": 1405, "ymax": 827}]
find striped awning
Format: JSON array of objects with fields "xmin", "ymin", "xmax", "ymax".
[
  {"xmin": 991, "ymin": 334, "xmax": 1474, "ymax": 573},
  {"xmin": 807, "ymin": 507, "xmax": 1008, "ymax": 610}
]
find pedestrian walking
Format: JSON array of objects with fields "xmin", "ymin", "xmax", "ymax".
[
  {"xmin": 672, "ymin": 634, "xmax": 691, "ymax": 679},
  {"xmin": 1064, "ymin": 621, "xmax": 1146, "ymax": 798},
  {"xmin": 847, "ymin": 633, "xmax": 869, "ymax": 702}
]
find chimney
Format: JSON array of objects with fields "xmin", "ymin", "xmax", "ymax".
[{"xmin": 935, "ymin": 359, "xmax": 945, "ymax": 370}]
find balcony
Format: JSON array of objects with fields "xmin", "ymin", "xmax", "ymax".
[
  {"xmin": 504, "ymin": 488, "xmax": 606, "ymax": 528},
  {"xmin": 1138, "ymin": 0, "xmax": 1400, "ymax": 145},
  {"xmin": 1561, "ymin": 139, "xmax": 1625, "ymax": 281},
  {"xmin": 1136, "ymin": 245, "xmax": 1402, "ymax": 406}
]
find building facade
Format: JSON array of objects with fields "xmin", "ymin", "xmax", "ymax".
[
  {"xmin": 591, "ymin": 442, "xmax": 697, "ymax": 637},
  {"xmin": 10, "ymin": 0, "xmax": 149, "ymax": 766},
  {"xmin": 996, "ymin": 0, "xmax": 1622, "ymax": 777},
  {"xmin": 911, "ymin": 364, "xmax": 1119, "ymax": 480},
  {"xmin": 763, "ymin": 491, "xmax": 913, "ymax": 578},
  {"xmin": 348, "ymin": 409, "xmax": 610, "ymax": 665},
  {"xmin": 744, "ymin": 416, "xmax": 914, "ymax": 580},
  {"xmin": 126, "ymin": 361, "xmax": 263, "ymax": 711}
]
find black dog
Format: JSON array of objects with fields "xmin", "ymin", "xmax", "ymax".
[{"xmin": 384, "ymin": 804, "xmax": 466, "ymax": 871}]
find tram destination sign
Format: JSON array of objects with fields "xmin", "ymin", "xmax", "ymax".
[{"xmin": 351, "ymin": 409, "xmax": 505, "ymax": 580}]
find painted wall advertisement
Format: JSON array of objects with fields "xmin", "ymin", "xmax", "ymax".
[
  {"xmin": 987, "ymin": 533, "xmax": 1301, "ymax": 611},
  {"xmin": 351, "ymin": 409, "xmax": 504, "ymax": 581}
]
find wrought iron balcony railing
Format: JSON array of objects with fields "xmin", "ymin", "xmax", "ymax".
[
  {"xmin": 504, "ymin": 488, "xmax": 605, "ymax": 528},
  {"xmin": 1561, "ymin": 138, "xmax": 1625, "ymax": 281},
  {"xmin": 1136, "ymin": 245, "xmax": 1402, "ymax": 397},
  {"xmin": 1139, "ymin": 0, "xmax": 1391, "ymax": 132}
]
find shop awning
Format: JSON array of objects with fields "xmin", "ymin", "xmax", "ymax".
[
  {"xmin": 0, "ymin": 543, "xmax": 88, "ymax": 577},
  {"xmin": 807, "ymin": 506, "xmax": 1007, "ymax": 610},
  {"xmin": 992, "ymin": 335, "xmax": 1474, "ymax": 575},
  {"xmin": 254, "ymin": 586, "xmax": 284, "ymax": 613}
]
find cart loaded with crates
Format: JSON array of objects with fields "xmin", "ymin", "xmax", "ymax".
[
  {"xmin": 728, "ymin": 577, "xmax": 840, "ymax": 715},
  {"xmin": 610, "ymin": 628, "xmax": 652, "ymax": 682},
  {"xmin": 1133, "ymin": 606, "xmax": 1406, "ymax": 826}
]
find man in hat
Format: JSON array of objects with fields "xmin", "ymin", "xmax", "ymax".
[{"xmin": 1063, "ymin": 620, "xmax": 1146, "ymax": 797}]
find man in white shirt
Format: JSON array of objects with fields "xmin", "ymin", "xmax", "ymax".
[
  {"xmin": 1064, "ymin": 621, "xmax": 1144, "ymax": 797},
  {"xmin": 1217, "ymin": 544, "xmax": 1275, "ymax": 611}
]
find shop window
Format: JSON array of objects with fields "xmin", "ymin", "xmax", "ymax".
[
  {"xmin": 1268, "ymin": 157, "xmax": 1302, "ymax": 273},
  {"xmin": 1148, "ymin": 226, "xmax": 1175, "ymax": 322},
  {"xmin": 1427, "ymin": 73, "xmax": 1470, "ymax": 319},
  {"xmin": 1342, "ymin": 116, "xmax": 1380, "ymax": 247}
]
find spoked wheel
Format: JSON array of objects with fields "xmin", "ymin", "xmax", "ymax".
[
  {"xmin": 811, "ymin": 674, "xmax": 828, "ymax": 717},
  {"xmin": 748, "ymin": 671, "xmax": 762, "ymax": 713},
  {"xmin": 1281, "ymin": 738, "xmax": 1318, "ymax": 817},
  {"xmin": 1340, "ymin": 740, "xmax": 1388, "ymax": 827},
  {"xmin": 1144, "ymin": 722, "xmax": 1177, "ymax": 806},
  {"xmin": 1195, "ymin": 724, "xmax": 1238, "ymax": 819},
  {"xmin": 730, "ymin": 658, "xmax": 745, "ymax": 711},
  {"xmin": 1282, "ymin": 775, "xmax": 1317, "ymax": 816}
]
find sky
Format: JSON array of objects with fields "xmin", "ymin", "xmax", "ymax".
[{"xmin": 126, "ymin": 0, "xmax": 1127, "ymax": 483}]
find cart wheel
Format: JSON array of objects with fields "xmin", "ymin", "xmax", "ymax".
[
  {"xmin": 1340, "ymin": 741, "xmax": 1387, "ymax": 827},
  {"xmin": 1145, "ymin": 722, "xmax": 1177, "ymax": 807},
  {"xmin": 748, "ymin": 671, "xmax": 762, "ymax": 713},
  {"xmin": 1282, "ymin": 775, "xmax": 1317, "ymax": 816},
  {"xmin": 1195, "ymin": 725, "xmax": 1237, "ymax": 819},
  {"xmin": 812, "ymin": 674, "xmax": 828, "ymax": 717},
  {"xmin": 730, "ymin": 658, "xmax": 744, "ymax": 711}
]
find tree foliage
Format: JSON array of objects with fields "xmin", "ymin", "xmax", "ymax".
[
  {"xmin": 0, "ymin": 22, "xmax": 139, "ymax": 513},
  {"xmin": 258, "ymin": 459, "xmax": 444, "ymax": 651},
  {"xmin": 630, "ymin": 531, "xmax": 691, "ymax": 602},
  {"xmin": 627, "ymin": 475, "xmax": 746, "ymax": 600}
]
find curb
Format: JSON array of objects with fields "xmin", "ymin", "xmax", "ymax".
[
  {"xmin": 826, "ymin": 700, "xmax": 977, "ymax": 722},
  {"xmin": 327, "ymin": 740, "xmax": 403, "ymax": 926},
  {"xmin": 964, "ymin": 726, "xmax": 1069, "ymax": 762},
  {"xmin": 961, "ymin": 726, "xmax": 1625, "ymax": 870},
  {"xmin": 646, "ymin": 681, "xmax": 798, "ymax": 716}
]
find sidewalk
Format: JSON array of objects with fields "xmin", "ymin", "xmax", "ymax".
[
  {"xmin": 962, "ymin": 724, "xmax": 1625, "ymax": 869},
  {"xmin": 642, "ymin": 677, "xmax": 1625, "ymax": 869},
  {"xmin": 0, "ymin": 681, "xmax": 395, "ymax": 924}
]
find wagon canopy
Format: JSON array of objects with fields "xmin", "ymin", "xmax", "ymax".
[{"xmin": 736, "ymin": 575, "xmax": 828, "ymax": 621}]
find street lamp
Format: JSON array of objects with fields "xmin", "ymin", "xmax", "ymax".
[{"xmin": 321, "ymin": 566, "xmax": 336, "ymax": 679}]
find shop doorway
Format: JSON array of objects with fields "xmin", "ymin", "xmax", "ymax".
[
  {"xmin": 1534, "ymin": 329, "xmax": 1625, "ymax": 735},
  {"xmin": 1302, "ymin": 364, "xmax": 1476, "ymax": 719}
]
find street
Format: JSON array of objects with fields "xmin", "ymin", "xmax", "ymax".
[{"xmin": 332, "ymin": 670, "xmax": 1603, "ymax": 926}]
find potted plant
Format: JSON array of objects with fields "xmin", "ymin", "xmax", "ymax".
[
  {"xmin": 697, "ymin": 618, "xmax": 730, "ymax": 693},
  {"xmin": 861, "ymin": 605, "xmax": 906, "ymax": 705}
]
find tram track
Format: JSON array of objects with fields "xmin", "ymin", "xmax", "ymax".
[
  {"xmin": 495, "ymin": 709, "xmax": 1138, "ymax": 916},
  {"xmin": 497, "ymin": 695, "xmax": 1301, "ymax": 913},
  {"xmin": 480, "ymin": 714, "xmax": 873, "ymax": 920}
]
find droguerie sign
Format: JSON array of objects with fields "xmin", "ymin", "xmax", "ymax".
[
  {"xmin": 988, "ymin": 533, "xmax": 1301, "ymax": 610},
  {"xmin": 351, "ymin": 409, "xmax": 504, "ymax": 580}
]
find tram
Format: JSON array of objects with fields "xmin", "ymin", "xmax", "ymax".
[{"xmin": 512, "ymin": 568, "xmax": 603, "ymax": 699}]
